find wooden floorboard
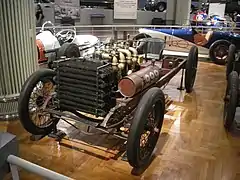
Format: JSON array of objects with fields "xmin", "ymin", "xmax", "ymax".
[{"xmin": 3, "ymin": 61, "xmax": 240, "ymax": 180}]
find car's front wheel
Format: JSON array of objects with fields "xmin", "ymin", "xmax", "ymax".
[{"xmin": 18, "ymin": 69, "xmax": 59, "ymax": 135}]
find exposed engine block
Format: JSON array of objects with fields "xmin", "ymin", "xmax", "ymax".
[
  {"xmin": 94, "ymin": 42, "xmax": 143, "ymax": 78},
  {"xmin": 53, "ymin": 58, "xmax": 116, "ymax": 117}
]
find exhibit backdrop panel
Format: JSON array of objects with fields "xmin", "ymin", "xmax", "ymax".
[
  {"xmin": 0, "ymin": 0, "xmax": 37, "ymax": 120},
  {"xmin": 114, "ymin": 0, "xmax": 138, "ymax": 19},
  {"xmin": 54, "ymin": 0, "xmax": 80, "ymax": 20},
  {"xmin": 208, "ymin": 3, "xmax": 226, "ymax": 17}
]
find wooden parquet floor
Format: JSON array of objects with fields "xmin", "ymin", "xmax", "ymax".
[{"xmin": 2, "ymin": 61, "xmax": 240, "ymax": 180}]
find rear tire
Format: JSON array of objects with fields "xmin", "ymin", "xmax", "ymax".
[
  {"xmin": 156, "ymin": 2, "xmax": 166, "ymax": 12},
  {"xmin": 209, "ymin": 40, "xmax": 231, "ymax": 65},
  {"xmin": 48, "ymin": 43, "xmax": 80, "ymax": 68},
  {"xmin": 226, "ymin": 44, "xmax": 236, "ymax": 80},
  {"xmin": 127, "ymin": 87, "xmax": 165, "ymax": 168},
  {"xmin": 185, "ymin": 46, "xmax": 198, "ymax": 93},
  {"xmin": 223, "ymin": 71, "xmax": 239, "ymax": 130}
]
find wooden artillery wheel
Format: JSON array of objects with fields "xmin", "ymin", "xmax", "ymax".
[
  {"xmin": 185, "ymin": 46, "xmax": 198, "ymax": 93},
  {"xmin": 126, "ymin": 87, "xmax": 165, "ymax": 168},
  {"xmin": 224, "ymin": 71, "xmax": 239, "ymax": 130},
  {"xmin": 226, "ymin": 44, "xmax": 236, "ymax": 80}
]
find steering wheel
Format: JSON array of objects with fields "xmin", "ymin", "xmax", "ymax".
[
  {"xmin": 55, "ymin": 29, "xmax": 76, "ymax": 43},
  {"xmin": 41, "ymin": 21, "xmax": 55, "ymax": 34}
]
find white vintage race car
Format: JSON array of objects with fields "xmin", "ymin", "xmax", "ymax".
[{"xmin": 36, "ymin": 21, "xmax": 100, "ymax": 64}]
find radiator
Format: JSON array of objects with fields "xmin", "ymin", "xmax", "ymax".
[
  {"xmin": 53, "ymin": 58, "xmax": 116, "ymax": 117},
  {"xmin": 0, "ymin": 0, "xmax": 38, "ymax": 120}
]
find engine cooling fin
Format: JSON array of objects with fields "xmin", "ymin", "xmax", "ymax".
[{"xmin": 53, "ymin": 58, "xmax": 116, "ymax": 117}]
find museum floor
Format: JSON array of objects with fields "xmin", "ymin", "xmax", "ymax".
[{"xmin": 1, "ymin": 61, "xmax": 240, "ymax": 180}]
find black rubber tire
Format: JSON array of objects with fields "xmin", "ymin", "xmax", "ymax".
[
  {"xmin": 56, "ymin": 43, "xmax": 80, "ymax": 59},
  {"xmin": 18, "ymin": 69, "xmax": 58, "ymax": 135},
  {"xmin": 226, "ymin": 44, "xmax": 236, "ymax": 80},
  {"xmin": 209, "ymin": 40, "xmax": 231, "ymax": 65},
  {"xmin": 48, "ymin": 43, "xmax": 80, "ymax": 68},
  {"xmin": 127, "ymin": 87, "xmax": 165, "ymax": 168},
  {"xmin": 185, "ymin": 46, "xmax": 198, "ymax": 93},
  {"xmin": 224, "ymin": 71, "xmax": 239, "ymax": 130},
  {"xmin": 156, "ymin": 2, "xmax": 166, "ymax": 12}
]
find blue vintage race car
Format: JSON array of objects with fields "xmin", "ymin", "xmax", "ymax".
[{"xmin": 137, "ymin": 27, "xmax": 240, "ymax": 65}]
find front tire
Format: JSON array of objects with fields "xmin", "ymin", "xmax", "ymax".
[
  {"xmin": 18, "ymin": 69, "xmax": 58, "ymax": 135},
  {"xmin": 127, "ymin": 87, "xmax": 165, "ymax": 168}
]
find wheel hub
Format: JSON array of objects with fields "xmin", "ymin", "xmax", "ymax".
[
  {"xmin": 29, "ymin": 80, "xmax": 55, "ymax": 128},
  {"xmin": 215, "ymin": 45, "xmax": 228, "ymax": 60},
  {"xmin": 139, "ymin": 107, "xmax": 160, "ymax": 159}
]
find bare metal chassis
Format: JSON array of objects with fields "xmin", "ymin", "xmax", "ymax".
[{"xmin": 44, "ymin": 55, "xmax": 186, "ymax": 140}]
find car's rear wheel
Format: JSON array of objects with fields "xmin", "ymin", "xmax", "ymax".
[
  {"xmin": 209, "ymin": 40, "xmax": 231, "ymax": 65},
  {"xmin": 185, "ymin": 46, "xmax": 198, "ymax": 93},
  {"xmin": 223, "ymin": 71, "xmax": 239, "ymax": 130},
  {"xmin": 56, "ymin": 43, "xmax": 80, "ymax": 58},
  {"xmin": 156, "ymin": 2, "xmax": 166, "ymax": 12},
  {"xmin": 226, "ymin": 44, "xmax": 236, "ymax": 79},
  {"xmin": 48, "ymin": 43, "xmax": 80, "ymax": 68}
]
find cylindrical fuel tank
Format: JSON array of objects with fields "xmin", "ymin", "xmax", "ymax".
[{"xmin": 118, "ymin": 65, "xmax": 162, "ymax": 97}]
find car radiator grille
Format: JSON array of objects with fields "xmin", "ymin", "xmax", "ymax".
[{"xmin": 53, "ymin": 59, "xmax": 116, "ymax": 117}]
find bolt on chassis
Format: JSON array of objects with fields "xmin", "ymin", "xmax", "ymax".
[{"xmin": 18, "ymin": 37, "xmax": 198, "ymax": 169}]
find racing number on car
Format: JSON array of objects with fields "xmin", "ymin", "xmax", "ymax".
[{"xmin": 166, "ymin": 36, "xmax": 189, "ymax": 48}]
